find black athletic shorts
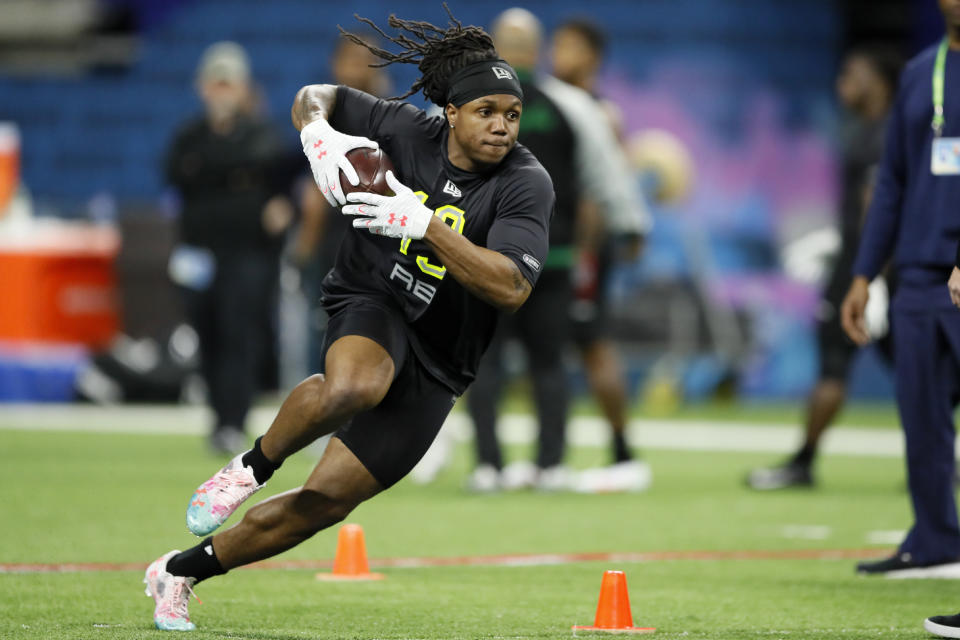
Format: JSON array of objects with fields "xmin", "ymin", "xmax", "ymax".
[{"xmin": 319, "ymin": 299, "xmax": 458, "ymax": 488}]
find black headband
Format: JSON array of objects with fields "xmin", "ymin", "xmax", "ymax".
[{"xmin": 445, "ymin": 59, "xmax": 523, "ymax": 107}]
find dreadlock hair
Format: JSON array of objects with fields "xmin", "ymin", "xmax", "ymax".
[{"xmin": 339, "ymin": 4, "xmax": 499, "ymax": 107}]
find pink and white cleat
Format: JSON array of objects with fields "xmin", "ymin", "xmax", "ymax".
[
  {"xmin": 144, "ymin": 550, "xmax": 199, "ymax": 631},
  {"xmin": 186, "ymin": 453, "xmax": 264, "ymax": 536}
]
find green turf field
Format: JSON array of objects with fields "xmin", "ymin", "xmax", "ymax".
[{"xmin": 1, "ymin": 405, "xmax": 953, "ymax": 639}]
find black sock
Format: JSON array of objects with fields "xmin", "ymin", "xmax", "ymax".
[
  {"xmin": 166, "ymin": 537, "xmax": 226, "ymax": 584},
  {"xmin": 241, "ymin": 436, "xmax": 280, "ymax": 485},
  {"xmin": 791, "ymin": 445, "xmax": 815, "ymax": 468},
  {"xmin": 612, "ymin": 432, "xmax": 633, "ymax": 463}
]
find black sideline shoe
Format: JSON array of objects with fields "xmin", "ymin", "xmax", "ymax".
[
  {"xmin": 924, "ymin": 612, "xmax": 960, "ymax": 638},
  {"xmin": 746, "ymin": 462, "xmax": 813, "ymax": 491},
  {"xmin": 856, "ymin": 552, "xmax": 960, "ymax": 576},
  {"xmin": 856, "ymin": 552, "xmax": 918, "ymax": 574}
]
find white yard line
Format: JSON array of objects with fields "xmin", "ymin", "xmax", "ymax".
[{"xmin": 0, "ymin": 403, "xmax": 911, "ymax": 457}]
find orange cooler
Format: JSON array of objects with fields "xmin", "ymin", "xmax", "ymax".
[{"xmin": 0, "ymin": 225, "xmax": 121, "ymax": 347}]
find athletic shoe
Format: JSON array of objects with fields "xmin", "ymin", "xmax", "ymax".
[
  {"xmin": 465, "ymin": 464, "xmax": 501, "ymax": 493},
  {"xmin": 574, "ymin": 460, "xmax": 653, "ymax": 493},
  {"xmin": 856, "ymin": 552, "xmax": 917, "ymax": 575},
  {"xmin": 925, "ymin": 612, "xmax": 960, "ymax": 638},
  {"xmin": 186, "ymin": 452, "xmax": 264, "ymax": 536},
  {"xmin": 144, "ymin": 550, "xmax": 198, "ymax": 631},
  {"xmin": 856, "ymin": 552, "xmax": 960, "ymax": 576},
  {"xmin": 746, "ymin": 462, "xmax": 813, "ymax": 491},
  {"xmin": 535, "ymin": 465, "xmax": 573, "ymax": 492},
  {"xmin": 501, "ymin": 461, "xmax": 538, "ymax": 491}
]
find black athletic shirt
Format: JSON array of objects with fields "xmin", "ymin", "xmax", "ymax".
[
  {"xmin": 837, "ymin": 114, "xmax": 886, "ymax": 259},
  {"xmin": 320, "ymin": 86, "xmax": 555, "ymax": 394}
]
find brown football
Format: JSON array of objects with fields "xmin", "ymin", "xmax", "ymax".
[{"xmin": 339, "ymin": 147, "xmax": 395, "ymax": 197}]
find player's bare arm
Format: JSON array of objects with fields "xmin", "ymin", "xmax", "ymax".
[
  {"xmin": 291, "ymin": 84, "xmax": 337, "ymax": 131},
  {"xmin": 423, "ymin": 216, "xmax": 532, "ymax": 312}
]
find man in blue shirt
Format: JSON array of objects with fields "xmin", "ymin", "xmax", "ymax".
[{"xmin": 842, "ymin": 0, "xmax": 960, "ymax": 586}]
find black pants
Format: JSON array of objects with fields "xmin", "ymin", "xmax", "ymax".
[
  {"xmin": 467, "ymin": 268, "xmax": 572, "ymax": 469},
  {"xmin": 180, "ymin": 251, "xmax": 278, "ymax": 433},
  {"xmin": 893, "ymin": 301, "xmax": 960, "ymax": 564}
]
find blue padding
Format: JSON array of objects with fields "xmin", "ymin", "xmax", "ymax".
[{"xmin": 0, "ymin": 347, "xmax": 88, "ymax": 402}]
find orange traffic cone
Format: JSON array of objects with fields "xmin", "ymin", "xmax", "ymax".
[
  {"xmin": 572, "ymin": 570, "xmax": 655, "ymax": 634},
  {"xmin": 315, "ymin": 524, "xmax": 384, "ymax": 581}
]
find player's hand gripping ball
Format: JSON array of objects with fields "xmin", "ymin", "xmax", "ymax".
[
  {"xmin": 342, "ymin": 171, "xmax": 433, "ymax": 240},
  {"xmin": 339, "ymin": 148, "xmax": 396, "ymax": 197},
  {"xmin": 300, "ymin": 118, "xmax": 380, "ymax": 207}
]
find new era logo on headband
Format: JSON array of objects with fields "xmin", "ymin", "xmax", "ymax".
[{"xmin": 446, "ymin": 59, "xmax": 523, "ymax": 106}]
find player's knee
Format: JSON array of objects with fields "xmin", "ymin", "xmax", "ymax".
[
  {"xmin": 298, "ymin": 372, "xmax": 369, "ymax": 417},
  {"xmin": 297, "ymin": 373, "xmax": 327, "ymax": 398},
  {"xmin": 321, "ymin": 376, "xmax": 388, "ymax": 416}
]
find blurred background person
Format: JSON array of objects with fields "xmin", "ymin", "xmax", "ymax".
[
  {"xmin": 461, "ymin": 8, "xmax": 651, "ymax": 493},
  {"xmin": 841, "ymin": 0, "xmax": 960, "ymax": 576},
  {"xmin": 463, "ymin": 8, "xmax": 576, "ymax": 492},
  {"xmin": 289, "ymin": 35, "xmax": 392, "ymax": 376},
  {"xmin": 549, "ymin": 17, "xmax": 653, "ymax": 492},
  {"xmin": 747, "ymin": 46, "xmax": 901, "ymax": 491},
  {"xmin": 165, "ymin": 41, "xmax": 293, "ymax": 454}
]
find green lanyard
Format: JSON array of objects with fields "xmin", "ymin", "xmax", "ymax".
[{"xmin": 933, "ymin": 37, "xmax": 948, "ymax": 137}]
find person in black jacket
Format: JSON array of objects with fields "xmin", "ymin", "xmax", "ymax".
[{"xmin": 165, "ymin": 41, "xmax": 293, "ymax": 454}]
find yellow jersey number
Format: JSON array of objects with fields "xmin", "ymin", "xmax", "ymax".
[{"xmin": 398, "ymin": 191, "xmax": 466, "ymax": 280}]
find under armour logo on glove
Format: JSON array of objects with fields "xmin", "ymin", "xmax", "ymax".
[
  {"xmin": 342, "ymin": 171, "xmax": 433, "ymax": 240},
  {"xmin": 300, "ymin": 119, "xmax": 378, "ymax": 207}
]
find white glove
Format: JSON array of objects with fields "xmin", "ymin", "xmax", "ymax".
[
  {"xmin": 864, "ymin": 276, "xmax": 889, "ymax": 340},
  {"xmin": 300, "ymin": 118, "xmax": 378, "ymax": 207},
  {"xmin": 342, "ymin": 171, "xmax": 433, "ymax": 240}
]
